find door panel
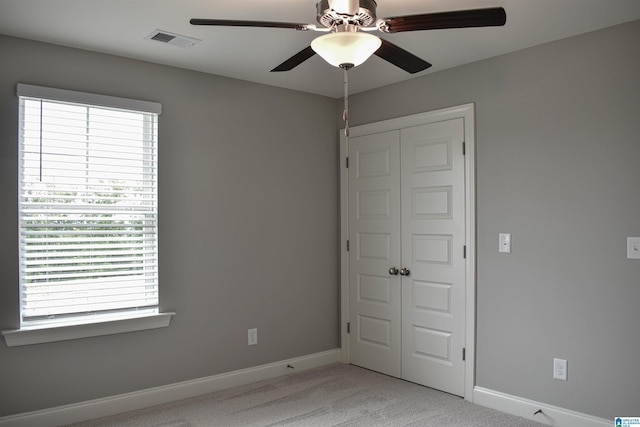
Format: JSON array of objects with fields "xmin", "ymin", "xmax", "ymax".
[
  {"xmin": 401, "ymin": 118, "xmax": 466, "ymax": 396},
  {"xmin": 348, "ymin": 131, "xmax": 401, "ymax": 378}
]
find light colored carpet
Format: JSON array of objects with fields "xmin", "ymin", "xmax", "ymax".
[{"xmin": 69, "ymin": 363, "xmax": 545, "ymax": 426}]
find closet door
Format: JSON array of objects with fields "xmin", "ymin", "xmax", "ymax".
[
  {"xmin": 348, "ymin": 130, "xmax": 402, "ymax": 377},
  {"xmin": 400, "ymin": 118, "xmax": 466, "ymax": 396},
  {"xmin": 346, "ymin": 115, "xmax": 468, "ymax": 397}
]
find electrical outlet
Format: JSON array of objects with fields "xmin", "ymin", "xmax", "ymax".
[
  {"xmin": 553, "ymin": 358, "xmax": 567, "ymax": 381},
  {"xmin": 248, "ymin": 328, "xmax": 258, "ymax": 346}
]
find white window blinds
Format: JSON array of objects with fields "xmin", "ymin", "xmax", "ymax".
[{"xmin": 17, "ymin": 84, "xmax": 161, "ymax": 324}]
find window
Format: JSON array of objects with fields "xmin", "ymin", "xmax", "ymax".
[{"xmin": 4, "ymin": 84, "xmax": 172, "ymax": 346}]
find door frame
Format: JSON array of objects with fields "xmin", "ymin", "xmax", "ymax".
[{"xmin": 339, "ymin": 103, "xmax": 476, "ymax": 401}]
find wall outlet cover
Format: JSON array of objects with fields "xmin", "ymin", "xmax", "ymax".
[
  {"xmin": 248, "ymin": 328, "xmax": 258, "ymax": 346},
  {"xmin": 553, "ymin": 358, "xmax": 567, "ymax": 381}
]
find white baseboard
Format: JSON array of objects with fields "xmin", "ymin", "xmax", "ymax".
[
  {"xmin": 474, "ymin": 386, "xmax": 610, "ymax": 427},
  {"xmin": 0, "ymin": 348, "xmax": 341, "ymax": 427}
]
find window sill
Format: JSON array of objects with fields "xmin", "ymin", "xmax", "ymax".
[{"xmin": 2, "ymin": 311, "xmax": 175, "ymax": 347}]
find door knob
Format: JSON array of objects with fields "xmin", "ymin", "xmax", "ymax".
[
  {"xmin": 388, "ymin": 267, "xmax": 399, "ymax": 276},
  {"xmin": 400, "ymin": 267, "xmax": 410, "ymax": 276}
]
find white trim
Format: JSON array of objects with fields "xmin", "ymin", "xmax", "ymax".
[
  {"xmin": 344, "ymin": 104, "xmax": 475, "ymax": 138},
  {"xmin": 474, "ymin": 387, "xmax": 611, "ymax": 427},
  {"xmin": 339, "ymin": 132, "xmax": 350, "ymax": 364},
  {"xmin": 339, "ymin": 104, "xmax": 477, "ymax": 401},
  {"xmin": 2, "ymin": 312, "xmax": 175, "ymax": 347},
  {"xmin": 461, "ymin": 105, "xmax": 476, "ymax": 400},
  {"xmin": 0, "ymin": 348, "xmax": 341, "ymax": 427},
  {"xmin": 16, "ymin": 83, "xmax": 162, "ymax": 114}
]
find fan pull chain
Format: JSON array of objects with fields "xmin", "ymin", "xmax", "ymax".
[{"xmin": 343, "ymin": 66, "xmax": 350, "ymax": 137}]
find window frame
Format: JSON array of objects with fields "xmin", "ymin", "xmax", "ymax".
[{"xmin": 2, "ymin": 84, "xmax": 174, "ymax": 347}]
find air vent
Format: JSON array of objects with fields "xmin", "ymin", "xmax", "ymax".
[{"xmin": 145, "ymin": 29, "xmax": 201, "ymax": 49}]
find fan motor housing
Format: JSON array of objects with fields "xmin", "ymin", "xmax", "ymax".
[{"xmin": 316, "ymin": 0, "xmax": 377, "ymax": 28}]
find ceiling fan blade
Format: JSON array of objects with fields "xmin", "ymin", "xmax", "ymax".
[
  {"xmin": 271, "ymin": 46, "xmax": 317, "ymax": 72},
  {"xmin": 382, "ymin": 7, "xmax": 506, "ymax": 33},
  {"xmin": 374, "ymin": 39, "xmax": 431, "ymax": 74},
  {"xmin": 190, "ymin": 18, "xmax": 310, "ymax": 31}
]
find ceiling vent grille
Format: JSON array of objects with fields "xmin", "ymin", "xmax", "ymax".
[{"xmin": 145, "ymin": 30, "xmax": 201, "ymax": 49}]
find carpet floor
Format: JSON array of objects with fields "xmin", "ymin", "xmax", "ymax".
[{"xmin": 69, "ymin": 363, "xmax": 546, "ymax": 426}]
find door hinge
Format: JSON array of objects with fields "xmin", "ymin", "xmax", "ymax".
[
  {"xmin": 347, "ymin": 322, "xmax": 351, "ymax": 334},
  {"xmin": 462, "ymin": 142, "xmax": 466, "ymax": 155},
  {"xmin": 347, "ymin": 240, "xmax": 350, "ymax": 251},
  {"xmin": 463, "ymin": 245, "xmax": 466, "ymax": 259},
  {"xmin": 462, "ymin": 348, "xmax": 466, "ymax": 361},
  {"xmin": 346, "ymin": 157, "xmax": 349, "ymax": 168}
]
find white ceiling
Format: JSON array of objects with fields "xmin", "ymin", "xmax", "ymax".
[{"xmin": 2, "ymin": 0, "xmax": 640, "ymax": 98}]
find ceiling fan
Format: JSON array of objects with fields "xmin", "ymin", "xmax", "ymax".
[
  {"xmin": 190, "ymin": 0, "xmax": 507, "ymax": 73},
  {"xmin": 191, "ymin": 0, "xmax": 506, "ymax": 135}
]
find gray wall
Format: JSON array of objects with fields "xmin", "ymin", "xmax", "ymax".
[
  {"xmin": 2, "ymin": 18, "xmax": 639, "ymax": 421},
  {"xmin": 0, "ymin": 35, "xmax": 339, "ymax": 416},
  {"xmin": 349, "ymin": 20, "xmax": 640, "ymax": 420}
]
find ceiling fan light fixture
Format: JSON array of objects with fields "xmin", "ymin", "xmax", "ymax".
[{"xmin": 311, "ymin": 31, "xmax": 381, "ymax": 68}]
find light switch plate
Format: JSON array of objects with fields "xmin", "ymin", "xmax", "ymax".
[
  {"xmin": 628, "ymin": 237, "xmax": 640, "ymax": 259},
  {"xmin": 499, "ymin": 233, "xmax": 511, "ymax": 253}
]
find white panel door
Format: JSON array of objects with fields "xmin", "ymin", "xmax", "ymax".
[
  {"xmin": 346, "ymin": 115, "xmax": 468, "ymax": 397},
  {"xmin": 400, "ymin": 118, "xmax": 466, "ymax": 396},
  {"xmin": 348, "ymin": 130, "xmax": 401, "ymax": 377}
]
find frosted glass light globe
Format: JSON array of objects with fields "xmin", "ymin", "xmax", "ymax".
[{"xmin": 311, "ymin": 31, "xmax": 382, "ymax": 68}]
